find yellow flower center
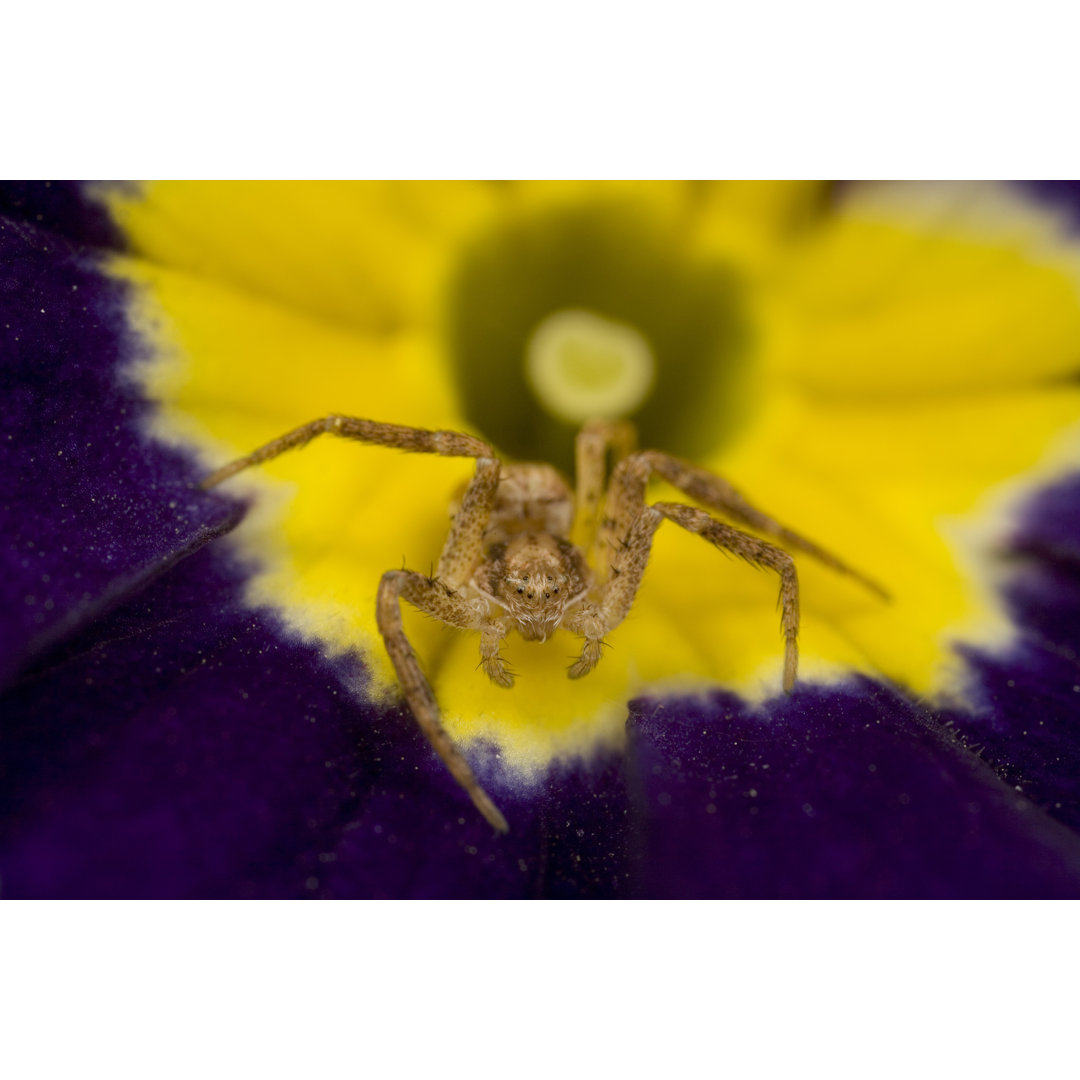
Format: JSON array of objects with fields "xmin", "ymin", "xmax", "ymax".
[{"xmin": 525, "ymin": 308, "xmax": 656, "ymax": 423}]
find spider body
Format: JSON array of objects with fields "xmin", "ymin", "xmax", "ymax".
[
  {"xmin": 203, "ymin": 415, "xmax": 885, "ymax": 834},
  {"xmin": 469, "ymin": 463, "xmax": 589, "ymax": 646}
]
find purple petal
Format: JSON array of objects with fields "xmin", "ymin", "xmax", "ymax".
[
  {"xmin": 943, "ymin": 483, "xmax": 1080, "ymax": 840},
  {"xmin": 0, "ymin": 180, "xmax": 126, "ymax": 252},
  {"xmin": 1, "ymin": 538, "xmax": 639, "ymax": 898},
  {"xmin": 0, "ymin": 206, "xmax": 236, "ymax": 687},
  {"xmin": 628, "ymin": 680, "xmax": 1080, "ymax": 898}
]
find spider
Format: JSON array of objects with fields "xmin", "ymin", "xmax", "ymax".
[{"xmin": 202, "ymin": 415, "xmax": 886, "ymax": 834}]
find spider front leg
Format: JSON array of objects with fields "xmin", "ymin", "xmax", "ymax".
[
  {"xmin": 564, "ymin": 501, "xmax": 663, "ymax": 680},
  {"xmin": 377, "ymin": 570, "xmax": 509, "ymax": 833},
  {"xmin": 201, "ymin": 414, "xmax": 497, "ymax": 493},
  {"xmin": 655, "ymin": 502, "xmax": 800, "ymax": 692},
  {"xmin": 566, "ymin": 500, "xmax": 801, "ymax": 693},
  {"xmin": 201, "ymin": 415, "xmax": 501, "ymax": 588}
]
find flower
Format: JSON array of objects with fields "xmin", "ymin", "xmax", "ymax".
[{"xmin": 2, "ymin": 180, "xmax": 1080, "ymax": 897}]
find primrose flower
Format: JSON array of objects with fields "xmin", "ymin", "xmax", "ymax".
[{"xmin": 2, "ymin": 180, "xmax": 1080, "ymax": 897}]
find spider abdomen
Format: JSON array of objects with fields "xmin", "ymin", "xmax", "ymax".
[{"xmin": 486, "ymin": 462, "xmax": 574, "ymax": 540}]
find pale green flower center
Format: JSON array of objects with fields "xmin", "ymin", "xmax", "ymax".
[{"xmin": 525, "ymin": 308, "xmax": 656, "ymax": 423}]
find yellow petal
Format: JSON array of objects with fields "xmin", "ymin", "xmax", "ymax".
[
  {"xmin": 690, "ymin": 180, "xmax": 830, "ymax": 275},
  {"xmin": 706, "ymin": 382, "xmax": 1080, "ymax": 696},
  {"xmin": 99, "ymin": 180, "xmax": 501, "ymax": 333},
  {"xmin": 771, "ymin": 181, "xmax": 1080, "ymax": 395},
  {"xmin": 118, "ymin": 254, "xmax": 462, "ymax": 452}
]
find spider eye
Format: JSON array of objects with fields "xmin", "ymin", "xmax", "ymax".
[
  {"xmin": 553, "ymin": 587, "xmax": 559, "ymax": 593},
  {"xmin": 517, "ymin": 587, "xmax": 524, "ymax": 594}
]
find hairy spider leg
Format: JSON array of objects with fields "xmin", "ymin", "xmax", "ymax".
[
  {"xmin": 572, "ymin": 418, "xmax": 637, "ymax": 555},
  {"xmin": 565, "ymin": 492, "xmax": 801, "ymax": 691},
  {"xmin": 659, "ymin": 503, "xmax": 799, "ymax": 693},
  {"xmin": 567, "ymin": 449, "xmax": 817, "ymax": 691},
  {"xmin": 577, "ymin": 447, "xmax": 887, "ymax": 690},
  {"xmin": 377, "ymin": 570, "xmax": 510, "ymax": 833},
  {"xmin": 202, "ymin": 415, "xmax": 510, "ymax": 832},
  {"xmin": 202, "ymin": 414, "xmax": 495, "ymax": 492},
  {"xmin": 601, "ymin": 450, "xmax": 889, "ymax": 600}
]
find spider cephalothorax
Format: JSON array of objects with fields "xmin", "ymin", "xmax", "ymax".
[
  {"xmin": 477, "ymin": 530, "xmax": 589, "ymax": 642},
  {"xmin": 203, "ymin": 415, "xmax": 885, "ymax": 833}
]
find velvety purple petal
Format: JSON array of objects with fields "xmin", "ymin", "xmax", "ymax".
[
  {"xmin": 627, "ymin": 681, "xmax": 1080, "ymax": 898},
  {"xmin": 7, "ymin": 537, "xmax": 1080, "ymax": 896},
  {"xmin": 942, "ymin": 501, "xmax": 1080, "ymax": 839},
  {"xmin": 0, "ymin": 539, "xmax": 637, "ymax": 898},
  {"xmin": 1012, "ymin": 473, "xmax": 1080, "ymax": 565},
  {"xmin": 1, "ymin": 544, "xmax": 419, "ymax": 898},
  {"xmin": 0, "ymin": 207, "xmax": 235, "ymax": 687},
  {"xmin": 324, "ymin": 734, "xmax": 635, "ymax": 899},
  {"xmin": 0, "ymin": 181, "xmax": 127, "ymax": 252}
]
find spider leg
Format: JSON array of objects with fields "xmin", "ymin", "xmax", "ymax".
[
  {"xmin": 565, "ymin": 501, "xmax": 800, "ymax": 691},
  {"xmin": 202, "ymin": 414, "xmax": 495, "ymax": 487},
  {"xmin": 655, "ymin": 502, "xmax": 800, "ymax": 693},
  {"xmin": 479, "ymin": 621, "xmax": 514, "ymax": 688},
  {"xmin": 200, "ymin": 414, "xmax": 501, "ymax": 590},
  {"xmin": 377, "ymin": 569, "xmax": 509, "ymax": 833},
  {"xmin": 600, "ymin": 449, "xmax": 888, "ymax": 599},
  {"xmin": 572, "ymin": 418, "xmax": 637, "ymax": 554}
]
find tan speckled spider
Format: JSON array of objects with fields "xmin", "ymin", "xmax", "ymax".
[{"xmin": 203, "ymin": 415, "xmax": 885, "ymax": 833}]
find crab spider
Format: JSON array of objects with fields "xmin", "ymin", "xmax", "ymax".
[{"xmin": 202, "ymin": 416, "xmax": 886, "ymax": 833}]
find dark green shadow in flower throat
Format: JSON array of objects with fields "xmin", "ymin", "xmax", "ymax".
[{"xmin": 444, "ymin": 196, "xmax": 754, "ymax": 474}]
